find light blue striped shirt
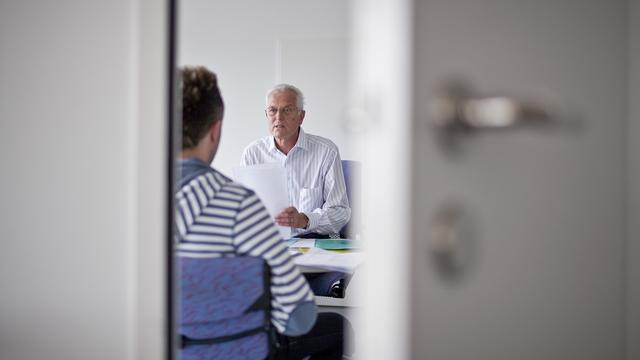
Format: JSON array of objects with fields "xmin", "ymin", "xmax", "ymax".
[
  {"xmin": 240, "ymin": 128, "xmax": 351, "ymax": 237},
  {"xmin": 175, "ymin": 158, "xmax": 316, "ymax": 335}
]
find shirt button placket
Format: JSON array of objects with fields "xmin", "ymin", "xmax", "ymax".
[{"xmin": 283, "ymin": 157, "xmax": 293, "ymax": 205}]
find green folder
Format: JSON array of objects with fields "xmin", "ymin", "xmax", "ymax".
[{"xmin": 314, "ymin": 239, "xmax": 360, "ymax": 250}]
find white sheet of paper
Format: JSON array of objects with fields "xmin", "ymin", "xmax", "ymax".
[
  {"xmin": 288, "ymin": 238, "xmax": 316, "ymax": 248},
  {"xmin": 293, "ymin": 247, "xmax": 366, "ymax": 273},
  {"xmin": 232, "ymin": 163, "xmax": 291, "ymax": 239}
]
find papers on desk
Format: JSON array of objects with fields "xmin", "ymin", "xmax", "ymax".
[
  {"xmin": 233, "ymin": 163, "xmax": 290, "ymax": 239},
  {"xmin": 293, "ymin": 247, "xmax": 365, "ymax": 274},
  {"xmin": 315, "ymin": 239, "xmax": 361, "ymax": 250},
  {"xmin": 288, "ymin": 238, "xmax": 361, "ymax": 250},
  {"xmin": 288, "ymin": 238, "xmax": 316, "ymax": 249}
]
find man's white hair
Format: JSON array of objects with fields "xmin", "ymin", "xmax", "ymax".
[{"xmin": 266, "ymin": 84, "xmax": 305, "ymax": 110}]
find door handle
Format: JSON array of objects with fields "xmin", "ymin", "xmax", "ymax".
[
  {"xmin": 431, "ymin": 95, "xmax": 549, "ymax": 129},
  {"xmin": 428, "ymin": 81, "xmax": 554, "ymax": 153},
  {"xmin": 430, "ymin": 83, "xmax": 550, "ymax": 131}
]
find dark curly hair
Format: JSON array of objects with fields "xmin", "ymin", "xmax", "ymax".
[{"xmin": 180, "ymin": 66, "xmax": 224, "ymax": 149}]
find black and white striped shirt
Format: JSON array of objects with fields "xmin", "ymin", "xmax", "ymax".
[
  {"xmin": 241, "ymin": 128, "xmax": 351, "ymax": 237},
  {"xmin": 175, "ymin": 158, "xmax": 316, "ymax": 335}
]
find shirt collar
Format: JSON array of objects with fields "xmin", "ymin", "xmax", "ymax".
[
  {"xmin": 268, "ymin": 127, "xmax": 308, "ymax": 153},
  {"xmin": 177, "ymin": 157, "xmax": 209, "ymax": 169},
  {"xmin": 176, "ymin": 157, "xmax": 211, "ymax": 189}
]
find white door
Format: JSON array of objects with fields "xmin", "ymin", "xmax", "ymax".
[{"xmin": 353, "ymin": 0, "xmax": 628, "ymax": 359}]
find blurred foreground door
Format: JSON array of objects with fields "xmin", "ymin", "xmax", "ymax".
[
  {"xmin": 410, "ymin": 0, "xmax": 627, "ymax": 359},
  {"xmin": 352, "ymin": 0, "xmax": 628, "ymax": 359}
]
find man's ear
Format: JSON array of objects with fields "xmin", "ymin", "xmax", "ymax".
[
  {"xmin": 298, "ymin": 110, "xmax": 306, "ymax": 125},
  {"xmin": 208, "ymin": 120, "xmax": 222, "ymax": 141}
]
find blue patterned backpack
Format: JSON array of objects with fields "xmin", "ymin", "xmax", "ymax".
[{"xmin": 179, "ymin": 256, "xmax": 276, "ymax": 359}]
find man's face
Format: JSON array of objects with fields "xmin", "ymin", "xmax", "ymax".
[{"xmin": 265, "ymin": 90, "xmax": 305, "ymax": 142}]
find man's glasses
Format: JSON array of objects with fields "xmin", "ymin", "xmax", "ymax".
[{"xmin": 265, "ymin": 106, "xmax": 300, "ymax": 117}]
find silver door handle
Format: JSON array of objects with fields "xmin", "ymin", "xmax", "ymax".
[{"xmin": 431, "ymin": 95, "xmax": 549, "ymax": 130}]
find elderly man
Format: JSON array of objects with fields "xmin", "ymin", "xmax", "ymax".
[{"xmin": 241, "ymin": 84, "xmax": 351, "ymax": 239}]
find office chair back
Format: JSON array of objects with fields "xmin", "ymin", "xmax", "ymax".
[
  {"xmin": 179, "ymin": 256, "xmax": 274, "ymax": 360},
  {"xmin": 340, "ymin": 160, "xmax": 361, "ymax": 239}
]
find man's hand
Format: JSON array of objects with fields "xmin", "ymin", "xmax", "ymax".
[{"xmin": 275, "ymin": 207, "xmax": 309, "ymax": 229}]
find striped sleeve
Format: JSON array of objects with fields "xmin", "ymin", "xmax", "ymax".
[
  {"xmin": 175, "ymin": 176, "xmax": 236, "ymax": 258},
  {"xmin": 305, "ymin": 146, "xmax": 351, "ymax": 235},
  {"xmin": 232, "ymin": 192, "xmax": 316, "ymax": 334},
  {"xmin": 239, "ymin": 144, "xmax": 256, "ymax": 166}
]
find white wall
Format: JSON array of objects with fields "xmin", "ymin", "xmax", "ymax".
[
  {"xmin": 178, "ymin": 0, "xmax": 355, "ymax": 176},
  {"xmin": 0, "ymin": 0, "xmax": 167, "ymax": 359},
  {"xmin": 628, "ymin": 0, "xmax": 640, "ymax": 359}
]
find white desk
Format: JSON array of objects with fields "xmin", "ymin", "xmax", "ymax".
[{"xmin": 289, "ymin": 240, "xmax": 364, "ymax": 308}]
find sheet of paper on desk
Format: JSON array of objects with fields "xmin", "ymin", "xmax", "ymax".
[
  {"xmin": 288, "ymin": 238, "xmax": 315, "ymax": 248},
  {"xmin": 233, "ymin": 163, "xmax": 290, "ymax": 239},
  {"xmin": 293, "ymin": 247, "xmax": 365, "ymax": 273}
]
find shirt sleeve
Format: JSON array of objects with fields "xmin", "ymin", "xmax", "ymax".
[
  {"xmin": 305, "ymin": 149, "xmax": 351, "ymax": 235},
  {"xmin": 240, "ymin": 147, "xmax": 250, "ymax": 166},
  {"xmin": 240, "ymin": 144, "xmax": 259, "ymax": 166},
  {"xmin": 232, "ymin": 192, "xmax": 317, "ymax": 335}
]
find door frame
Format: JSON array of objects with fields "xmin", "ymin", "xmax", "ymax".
[
  {"xmin": 628, "ymin": 1, "xmax": 640, "ymax": 359},
  {"xmin": 134, "ymin": 0, "xmax": 175, "ymax": 358},
  {"xmin": 350, "ymin": 0, "xmax": 414, "ymax": 358}
]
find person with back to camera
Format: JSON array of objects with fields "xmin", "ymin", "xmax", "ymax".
[{"xmin": 175, "ymin": 65, "xmax": 351, "ymax": 359}]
